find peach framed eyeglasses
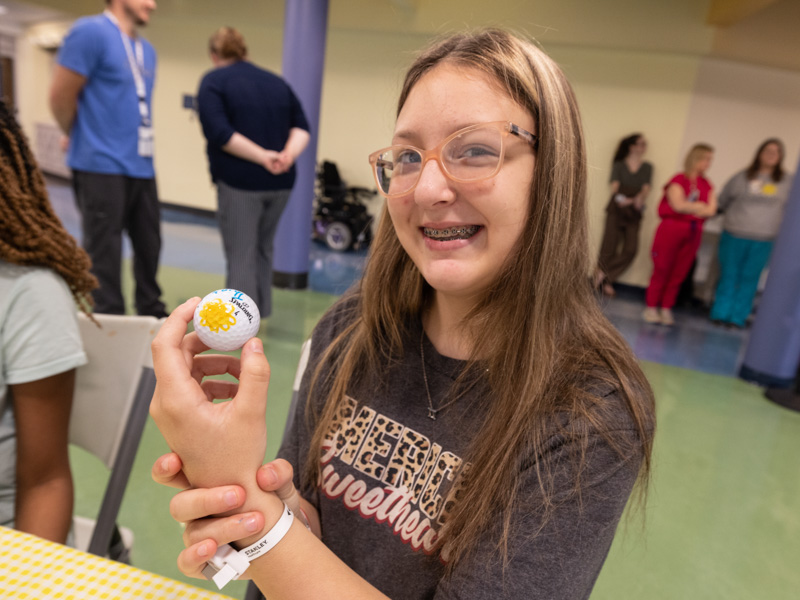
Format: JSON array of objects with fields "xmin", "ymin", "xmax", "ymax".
[{"xmin": 368, "ymin": 120, "xmax": 537, "ymax": 198}]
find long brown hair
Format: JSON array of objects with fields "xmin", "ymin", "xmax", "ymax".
[
  {"xmin": 304, "ymin": 29, "xmax": 654, "ymax": 571},
  {"xmin": 745, "ymin": 138, "xmax": 785, "ymax": 182},
  {"xmin": 613, "ymin": 133, "xmax": 643, "ymax": 165},
  {"xmin": 0, "ymin": 101, "xmax": 96, "ymax": 313}
]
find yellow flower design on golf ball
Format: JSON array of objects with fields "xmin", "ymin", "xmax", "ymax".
[{"xmin": 198, "ymin": 298, "xmax": 237, "ymax": 332}]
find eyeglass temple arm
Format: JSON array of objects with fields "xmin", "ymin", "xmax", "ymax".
[{"xmin": 509, "ymin": 123, "xmax": 538, "ymax": 149}]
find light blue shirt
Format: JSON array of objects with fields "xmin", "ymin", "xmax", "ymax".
[
  {"xmin": 0, "ymin": 262, "xmax": 86, "ymax": 528},
  {"xmin": 57, "ymin": 14, "xmax": 157, "ymax": 178}
]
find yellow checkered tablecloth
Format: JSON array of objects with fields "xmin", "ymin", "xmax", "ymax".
[{"xmin": 0, "ymin": 526, "xmax": 235, "ymax": 599}]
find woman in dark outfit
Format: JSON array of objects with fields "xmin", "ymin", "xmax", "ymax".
[
  {"xmin": 197, "ymin": 27, "xmax": 310, "ymax": 319},
  {"xmin": 595, "ymin": 134, "xmax": 652, "ymax": 296}
]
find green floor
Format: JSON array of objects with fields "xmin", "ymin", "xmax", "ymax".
[
  {"xmin": 70, "ymin": 264, "xmax": 800, "ymax": 599},
  {"xmin": 592, "ymin": 364, "xmax": 800, "ymax": 599}
]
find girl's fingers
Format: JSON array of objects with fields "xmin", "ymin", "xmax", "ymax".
[
  {"xmin": 178, "ymin": 539, "xmax": 254, "ymax": 581},
  {"xmin": 258, "ymin": 459, "xmax": 303, "ymax": 522},
  {"xmin": 182, "ymin": 511, "xmax": 265, "ymax": 548},
  {"xmin": 177, "ymin": 512, "xmax": 266, "ymax": 582},
  {"xmin": 178, "ymin": 541, "xmax": 220, "ymax": 579},
  {"xmin": 169, "ymin": 485, "xmax": 247, "ymax": 523},
  {"xmin": 178, "ymin": 330, "xmax": 213, "ymax": 361},
  {"xmin": 257, "ymin": 459, "xmax": 294, "ymax": 493},
  {"xmin": 190, "ymin": 354, "xmax": 242, "ymax": 384},
  {"xmin": 234, "ymin": 338, "xmax": 271, "ymax": 420},
  {"xmin": 200, "ymin": 379, "xmax": 239, "ymax": 402},
  {"xmin": 152, "ymin": 299, "xmax": 201, "ymax": 371},
  {"xmin": 151, "ymin": 299, "xmax": 208, "ymax": 415},
  {"xmin": 151, "ymin": 453, "xmax": 190, "ymax": 490}
]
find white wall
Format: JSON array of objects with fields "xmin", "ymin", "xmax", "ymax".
[
  {"xmin": 14, "ymin": 21, "xmax": 70, "ymax": 149},
  {"xmin": 144, "ymin": 16, "xmax": 287, "ymax": 211},
  {"xmin": 549, "ymin": 45, "xmax": 701, "ymax": 286},
  {"xmin": 145, "ymin": 20, "xmax": 427, "ymax": 212},
  {"xmin": 679, "ymin": 57, "xmax": 800, "ymax": 189}
]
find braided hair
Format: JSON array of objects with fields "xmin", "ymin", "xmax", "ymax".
[{"xmin": 0, "ymin": 100, "xmax": 96, "ymax": 313}]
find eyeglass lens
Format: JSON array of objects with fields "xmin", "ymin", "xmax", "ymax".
[{"xmin": 374, "ymin": 124, "xmax": 504, "ymax": 195}]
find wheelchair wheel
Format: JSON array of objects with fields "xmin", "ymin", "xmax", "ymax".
[{"xmin": 325, "ymin": 221, "xmax": 352, "ymax": 251}]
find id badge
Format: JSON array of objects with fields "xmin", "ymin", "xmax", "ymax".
[
  {"xmin": 138, "ymin": 126, "xmax": 154, "ymax": 157},
  {"xmin": 762, "ymin": 183, "xmax": 777, "ymax": 196}
]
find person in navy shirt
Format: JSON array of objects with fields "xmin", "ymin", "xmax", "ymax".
[
  {"xmin": 50, "ymin": 0, "xmax": 166, "ymax": 318},
  {"xmin": 197, "ymin": 26, "xmax": 310, "ymax": 319}
]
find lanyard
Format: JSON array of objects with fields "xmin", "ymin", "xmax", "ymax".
[{"xmin": 104, "ymin": 10, "xmax": 150, "ymax": 125}]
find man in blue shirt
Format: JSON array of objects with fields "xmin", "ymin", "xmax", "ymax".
[{"xmin": 50, "ymin": 0, "xmax": 166, "ymax": 317}]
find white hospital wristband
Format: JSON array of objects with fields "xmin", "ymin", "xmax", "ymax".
[{"xmin": 202, "ymin": 503, "xmax": 294, "ymax": 590}]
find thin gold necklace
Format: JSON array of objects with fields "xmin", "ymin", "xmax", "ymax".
[{"xmin": 419, "ymin": 330, "xmax": 482, "ymax": 420}]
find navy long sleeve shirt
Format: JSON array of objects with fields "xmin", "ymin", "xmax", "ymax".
[{"xmin": 197, "ymin": 60, "xmax": 310, "ymax": 191}]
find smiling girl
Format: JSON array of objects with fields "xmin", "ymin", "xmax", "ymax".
[{"xmin": 150, "ymin": 29, "xmax": 655, "ymax": 600}]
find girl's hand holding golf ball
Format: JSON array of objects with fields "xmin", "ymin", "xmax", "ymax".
[{"xmin": 150, "ymin": 295, "xmax": 283, "ymax": 528}]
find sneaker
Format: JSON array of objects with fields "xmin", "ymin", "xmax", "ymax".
[
  {"xmin": 642, "ymin": 307, "xmax": 660, "ymax": 323},
  {"xmin": 659, "ymin": 308, "xmax": 675, "ymax": 326}
]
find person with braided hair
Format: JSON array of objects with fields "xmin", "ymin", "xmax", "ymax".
[{"xmin": 0, "ymin": 100, "xmax": 97, "ymax": 543}]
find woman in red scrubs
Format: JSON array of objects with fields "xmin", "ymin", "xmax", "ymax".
[{"xmin": 644, "ymin": 144, "xmax": 717, "ymax": 326}]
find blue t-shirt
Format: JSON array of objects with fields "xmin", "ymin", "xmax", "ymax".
[
  {"xmin": 197, "ymin": 61, "xmax": 310, "ymax": 191},
  {"xmin": 57, "ymin": 14, "xmax": 156, "ymax": 178}
]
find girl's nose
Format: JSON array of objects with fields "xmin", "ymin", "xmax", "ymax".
[{"xmin": 413, "ymin": 158, "xmax": 455, "ymax": 206}]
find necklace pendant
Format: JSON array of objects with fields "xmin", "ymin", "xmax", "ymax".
[{"xmin": 427, "ymin": 408, "xmax": 437, "ymax": 420}]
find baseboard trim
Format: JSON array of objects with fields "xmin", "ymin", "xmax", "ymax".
[
  {"xmin": 160, "ymin": 202, "xmax": 216, "ymax": 220},
  {"xmin": 273, "ymin": 271, "xmax": 308, "ymax": 290}
]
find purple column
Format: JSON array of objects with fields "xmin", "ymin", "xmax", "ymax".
[
  {"xmin": 273, "ymin": 0, "xmax": 329, "ymax": 289},
  {"xmin": 740, "ymin": 152, "xmax": 800, "ymax": 390}
]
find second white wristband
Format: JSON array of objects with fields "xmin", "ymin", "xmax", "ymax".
[
  {"xmin": 203, "ymin": 502, "xmax": 294, "ymax": 590},
  {"xmin": 238, "ymin": 502, "xmax": 294, "ymax": 561}
]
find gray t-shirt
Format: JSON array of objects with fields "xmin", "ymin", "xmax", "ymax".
[
  {"xmin": 718, "ymin": 170, "xmax": 793, "ymax": 241},
  {"xmin": 279, "ymin": 296, "xmax": 643, "ymax": 599}
]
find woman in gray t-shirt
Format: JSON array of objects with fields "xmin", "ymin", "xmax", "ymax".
[
  {"xmin": 595, "ymin": 134, "xmax": 652, "ymax": 296},
  {"xmin": 710, "ymin": 139, "xmax": 792, "ymax": 328}
]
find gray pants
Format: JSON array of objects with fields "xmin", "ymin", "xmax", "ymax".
[
  {"xmin": 72, "ymin": 170, "xmax": 166, "ymax": 316},
  {"xmin": 217, "ymin": 181, "xmax": 291, "ymax": 318}
]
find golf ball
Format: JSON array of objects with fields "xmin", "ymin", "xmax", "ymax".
[{"xmin": 193, "ymin": 289, "xmax": 260, "ymax": 351}]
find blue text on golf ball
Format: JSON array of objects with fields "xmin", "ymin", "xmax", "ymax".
[{"xmin": 193, "ymin": 289, "xmax": 260, "ymax": 351}]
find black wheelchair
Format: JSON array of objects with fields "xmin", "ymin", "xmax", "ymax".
[{"xmin": 312, "ymin": 160, "xmax": 376, "ymax": 251}]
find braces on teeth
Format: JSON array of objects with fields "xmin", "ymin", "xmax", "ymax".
[{"xmin": 424, "ymin": 226, "xmax": 479, "ymax": 238}]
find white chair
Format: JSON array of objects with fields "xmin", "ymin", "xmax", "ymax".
[{"xmin": 69, "ymin": 313, "xmax": 163, "ymax": 561}]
